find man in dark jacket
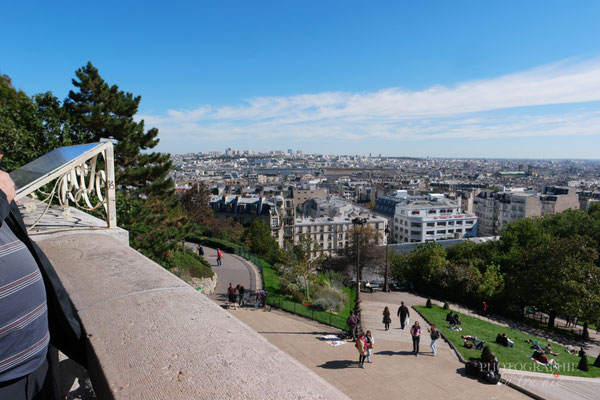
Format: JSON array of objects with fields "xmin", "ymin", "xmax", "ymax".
[
  {"xmin": 397, "ymin": 301, "xmax": 410, "ymax": 330},
  {"xmin": 0, "ymin": 171, "xmax": 85, "ymax": 399}
]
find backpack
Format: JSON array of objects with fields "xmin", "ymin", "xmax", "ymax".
[
  {"xmin": 465, "ymin": 361, "xmax": 480, "ymax": 377},
  {"xmin": 485, "ymin": 370, "xmax": 501, "ymax": 384}
]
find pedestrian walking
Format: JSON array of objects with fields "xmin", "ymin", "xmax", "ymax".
[
  {"xmin": 410, "ymin": 321, "xmax": 422, "ymax": 356},
  {"xmin": 238, "ymin": 284, "xmax": 246, "ymax": 307},
  {"xmin": 355, "ymin": 333, "xmax": 368, "ymax": 368},
  {"xmin": 346, "ymin": 311, "xmax": 360, "ymax": 341},
  {"xmin": 428, "ymin": 323, "xmax": 440, "ymax": 355},
  {"xmin": 397, "ymin": 301, "xmax": 410, "ymax": 330},
  {"xmin": 198, "ymin": 245, "xmax": 204, "ymax": 256},
  {"xmin": 216, "ymin": 248, "xmax": 223, "ymax": 266},
  {"xmin": 382, "ymin": 306, "xmax": 392, "ymax": 331},
  {"xmin": 365, "ymin": 330, "xmax": 375, "ymax": 363}
]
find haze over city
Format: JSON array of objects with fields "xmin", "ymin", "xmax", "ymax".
[{"xmin": 2, "ymin": 1, "xmax": 600, "ymax": 158}]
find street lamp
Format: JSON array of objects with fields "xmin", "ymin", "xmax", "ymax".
[
  {"xmin": 352, "ymin": 217, "xmax": 367, "ymax": 337},
  {"xmin": 384, "ymin": 225, "xmax": 390, "ymax": 292}
]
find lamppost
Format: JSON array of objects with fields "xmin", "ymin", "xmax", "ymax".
[
  {"xmin": 352, "ymin": 217, "xmax": 367, "ymax": 337},
  {"xmin": 384, "ymin": 225, "xmax": 390, "ymax": 292}
]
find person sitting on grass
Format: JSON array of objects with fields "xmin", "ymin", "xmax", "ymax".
[
  {"xmin": 448, "ymin": 314, "xmax": 463, "ymax": 331},
  {"xmin": 446, "ymin": 311, "xmax": 454, "ymax": 322},
  {"xmin": 543, "ymin": 343, "xmax": 560, "ymax": 356},
  {"xmin": 463, "ymin": 340, "xmax": 476, "ymax": 349},
  {"xmin": 532, "ymin": 349, "xmax": 559, "ymax": 369},
  {"xmin": 461, "ymin": 335, "xmax": 485, "ymax": 350},
  {"xmin": 498, "ymin": 333, "xmax": 514, "ymax": 347}
]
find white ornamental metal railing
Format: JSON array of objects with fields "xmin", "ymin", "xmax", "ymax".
[{"xmin": 12, "ymin": 142, "xmax": 117, "ymax": 230}]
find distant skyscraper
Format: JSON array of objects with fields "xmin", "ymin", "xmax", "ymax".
[{"xmin": 287, "ymin": 149, "xmax": 293, "ymax": 155}]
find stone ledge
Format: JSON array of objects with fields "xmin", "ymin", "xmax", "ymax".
[{"xmin": 36, "ymin": 233, "xmax": 347, "ymax": 400}]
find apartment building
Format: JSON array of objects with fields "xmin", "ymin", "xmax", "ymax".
[
  {"xmin": 209, "ymin": 194, "xmax": 285, "ymax": 246},
  {"xmin": 474, "ymin": 186, "xmax": 578, "ymax": 236},
  {"xmin": 393, "ymin": 194, "xmax": 478, "ymax": 243},
  {"xmin": 293, "ymin": 214, "xmax": 388, "ymax": 256}
]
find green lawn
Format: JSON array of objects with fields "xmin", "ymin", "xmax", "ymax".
[
  {"xmin": 415, "ymin": 305, "xmax": 600, "ymax": 378},
  {"xmin": 260, "ymin": 261, "xmax": 355, "ymax": 331}
]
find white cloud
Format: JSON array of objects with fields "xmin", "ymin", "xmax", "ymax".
[{"xmin": 140, "ymin": 57, "xmax": 600, "ymax": 148}]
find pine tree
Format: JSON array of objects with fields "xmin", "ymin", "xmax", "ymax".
[{"xmin": 64, "ymin": 62, "xmax": 173, "ymax": 199}]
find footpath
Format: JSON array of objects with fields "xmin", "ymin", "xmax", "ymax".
[{"xmin": 203, "ymin": 246, "xmax": 527, "ymax": 399}]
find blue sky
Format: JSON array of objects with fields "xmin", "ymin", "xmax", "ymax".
[{"xmin": 2, "ymin": 1, "xmax": 600, "ymax": 158}]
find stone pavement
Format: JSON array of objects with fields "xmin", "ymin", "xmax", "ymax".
[
  {"xmin": 361, "ymin": 291, "xmax": 600, "ymax": 400},
  {"xmin": 206, "ymin": 249, "xmax": 527, "ymax": 399}
]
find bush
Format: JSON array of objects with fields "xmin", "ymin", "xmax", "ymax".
[
  {"xmin": 578, "ymin": 355, "xmax": 589, "ymax": 371},
  {"xmin": 426, "ymin": 298, "xmax": 432, "ymax": 308},
  {"xmin": 168, "ymin": 249, "xmax": 214, "ymax": 280},
  {"xmin": 594, "ymin": 354, "xmax": 600, "ymax": 368},
  {"xmin": 443, "ymin": 302, "xmax": 450, "ymax": 310},
  {"xmin": 481, "ymin": 345, "xmax": 492, "ymax": 362},
  {"xmin": 313, "ymin": 287, "xmax": 348, "ymax": 313}
]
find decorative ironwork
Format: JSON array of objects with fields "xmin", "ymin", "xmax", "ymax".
[{"xmin": 12, "ymin": 142, "xmax": 117, "ymax": 230}]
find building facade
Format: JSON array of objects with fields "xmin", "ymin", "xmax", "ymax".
[{"xmin": 393, "ymin": 194, "xmax": 478, "ymax": 243}]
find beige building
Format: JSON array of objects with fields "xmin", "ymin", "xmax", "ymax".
[{"xmin": 293, "ymin": 214, "xmax": 387, "ymax": 257}]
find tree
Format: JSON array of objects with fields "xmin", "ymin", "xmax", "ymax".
[
  {"xmin": 346, "ymin": 224, "xmax": 383, "ymax": 282},
  {"xmin": 508, "ymin": 235, "xmax": 599, "ymax": 328},
  {"xmin": 64, "ymin": 62, "xmax": 173, "ymax": 199},
  {"xmin": 242, "ymin": 219, "xmax": 281, "ymax": 262},
  {"xmin": 0, "ymin": 74, "xmax": 44, "ymax": 171}
]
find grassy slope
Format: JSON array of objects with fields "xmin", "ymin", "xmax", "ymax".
[
  {"xmin": 415, "ymin": 305, "xmax": 600, "ymax": 378},
  {"xmin": 261, "ymin": 262, "xmax": 355, "ymax": 330}
]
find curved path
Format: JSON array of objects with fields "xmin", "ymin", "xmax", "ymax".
[{"xmin": 202, "ymin": 247, "xmax": 528, "ymax": 399}]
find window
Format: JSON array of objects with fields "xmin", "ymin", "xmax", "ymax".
[
  {"xmin": 411, "ymin": 210, "xmax": 420, "ymax": 215},
  {"xmin": 411, "ymin": 222, "xmax": 422, "ymax": 228},
  {"xmin": 438, "ymin": 230, "xmax": 446, "ymax": 234},
  {"xmin": 456, "ymin": 221, "xmax": 463, "ymax": 225},
  {"xmin": 466, "ymin": 220, "xmax": 474, "ymax": 225},
  {"xmin": 448, "ymin": 229, "xmax": 454, "ymax": 233},
  {"xmin": 428, "ymin": 209, "xmax": 436, "ymax": 214},
  {"xmin": 411, "ymin": 230, "xmax": 420, "ymax": 236},
  {"xmin": 426, "ymin": 230, "xmax": 434, "ymax": 235},
  {"xmin": 447, "ymin": 221, "xmax": 454, "ymax": 225},
  {"xmin": 438, "ymin": 221, "xmax": 446, "ymax": 226},
  {"xmin": 427, "ymin": 222, "xmax": 435, "ymax": 227}
]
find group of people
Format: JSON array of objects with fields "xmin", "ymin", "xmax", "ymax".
[
  {"xmin": 494, "ymin": 333, "xmax": 514, "ymax": 347},
  {"xmin": 354, "ymin": 330, "xmax": 375, "ymax": 368},
  {"xmin": 380, "ymin": 302, "xmax": 410, "ymax": 331},
  {"xmin": 226, "ymin": 283, "xmax": 268, "ymax": 309},
  {"xmin": 446, "ymin": 311, "xmax": 462, "ymax": 331}
]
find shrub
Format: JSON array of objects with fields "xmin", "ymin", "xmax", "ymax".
[
  {"xmin": 443, "ymin": 302, "xmax": 449, "ymax": 310},
  {"xmin": 168, "ymin": 249, "xmax": 214, "ymax": 280},
  {"xmin": 594, "ymin": 354, "xmax": 600, "ymax": 368},
  {"xmin": 481, "ymin": 345, "xmax": 492, "ymax": 362},
  {"xmin": 426, "ymin": 298, "xmax": 432, "ymax": 308},
  {"xmin": 578, "ymin": 355, "xmax": 589, "ymax": 371},
  {"xmin": 313, "ymin": 287, "xmax": 348, "ymax": 313}
]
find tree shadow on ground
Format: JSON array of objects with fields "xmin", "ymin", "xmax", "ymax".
[
  {"xmin": 317, "ymin": 360, "xmax": 360, "ymax": 369},
  {"xmin": 375, "ymin": 350, "xmax": 415, "ymax": 356}
]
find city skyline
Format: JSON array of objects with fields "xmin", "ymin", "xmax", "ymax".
[{"xmin": 2, "ymin": 1, "xmax": 600, "ymax": 158}]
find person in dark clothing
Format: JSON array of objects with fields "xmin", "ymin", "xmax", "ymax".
[
  {"xmin": 382, "ymin": 307, "xmax": 392, "ymax": 331},
  {"xmin": 238, "ymin": 285, "xmax": 246, "ymax": 307},
  {"xmin": 397, "ymin": 301, "xmax": 410, "ymax": 330},
  {"xmin": 347, "ymin": 312, "xmax": 360, "ymax": 340},
  {"xmin": 0, "ymin": 171, "xmax": 85, "ymax": 400},
  {"xmin": 410, "ymin": 321, "xmax": 421, "ymax": 356}
]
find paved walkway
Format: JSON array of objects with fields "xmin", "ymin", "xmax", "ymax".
[
  {"xmin": 361, "ymin": 292, "xmax": 600, "ymax": 400},
  {"xmin": 204, "ymin": 248, "xmax": 527, "ymax": 399}
]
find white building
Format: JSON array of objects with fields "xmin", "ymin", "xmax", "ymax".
[
  {"xmin": 393, "ymin": 194, "xmax": 478, "ymax": 243},
  {"xmin": 293, "ymin": 214, "xmax": 387, "ymax": 256}
]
